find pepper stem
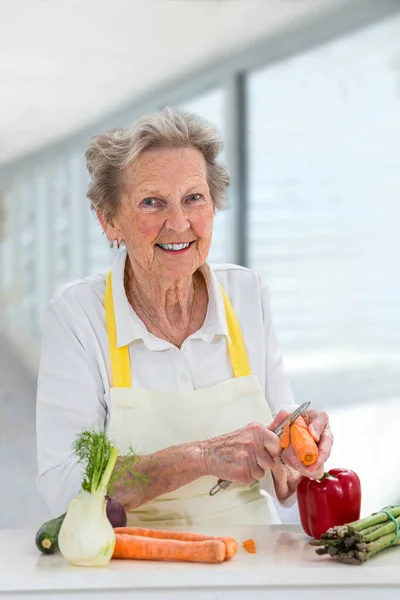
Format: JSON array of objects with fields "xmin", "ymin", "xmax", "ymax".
[{"xmin": 319, "ymin": 472, "xmax": 337, "ymax": 482}]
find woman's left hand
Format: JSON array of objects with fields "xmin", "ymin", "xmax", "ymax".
[{"xmin": 270, "ymin": 409, "xmax": 334, "ymax": 480}]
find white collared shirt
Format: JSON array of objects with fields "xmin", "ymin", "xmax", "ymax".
[{"xmin": 36, "ymin": 249, "xmax": 297, "ymax": 515}]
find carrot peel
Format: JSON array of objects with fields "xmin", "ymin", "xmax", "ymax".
[
  {"xmin": 242, "ymin": 538, "xmax": 256, "ymax": 554},
  {"xmin": 280, "ymin": 421, "xmax": 291, "ymax": 449}
]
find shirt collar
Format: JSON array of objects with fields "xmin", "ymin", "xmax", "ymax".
[{"xmin": 110, "ymin": 248, "xmax": 228, "ymax": 349}]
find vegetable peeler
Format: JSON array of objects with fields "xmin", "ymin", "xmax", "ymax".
[{"xmin": 208, "ymin": 401, "xmax": 311, "ymax": 496}]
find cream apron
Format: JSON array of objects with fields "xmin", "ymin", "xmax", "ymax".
[{"xmin": 105, "ymin": 271, "xmax": 280, "ymax": 527}]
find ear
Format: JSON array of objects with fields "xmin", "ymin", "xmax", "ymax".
[{"xmin": 96, "ymin": 210, "xmax": 118, "ymax": 241}]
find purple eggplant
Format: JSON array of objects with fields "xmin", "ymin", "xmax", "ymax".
[{"xmin": 105, "ymin": 495, "xmax": 127, "ymax": 528}]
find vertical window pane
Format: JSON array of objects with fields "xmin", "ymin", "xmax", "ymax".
[
  {"xmin": 51, "ymin": 159, "xmax": 71, "ymax": 290},
  {"xmin": 86, "ymin": 159, "xmax": 113, "ymax": 274},
  {"xmin": 179, "ymin": 89, "xmax": 230, "ymax": 264},
  {"xmin": 247, "ymin": 15, "xmax": 400, "ymax": 514}
]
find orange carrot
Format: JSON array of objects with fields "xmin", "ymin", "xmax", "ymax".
[
  {"xmin": 242, "ymin": 538, "xmax": 256, "ymax": 554},
  {"xmin": 113, "ymin": 533, "xmax": 226, "ymax": 563},
  {"xmin": 114, "ymin": 527, "xmax": 238, "ymax": 560},
  {"xmin": 280, "ymin": 421, "xmax": 291, "ymax": 449},
  {"xmin": 290, "ymin": 415, "xmax": 318, "ymax": 466}
]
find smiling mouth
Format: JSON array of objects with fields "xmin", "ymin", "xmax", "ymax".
[{"xmin": 156, "ymin": 241, "xmax": 195, "ymax": 252}]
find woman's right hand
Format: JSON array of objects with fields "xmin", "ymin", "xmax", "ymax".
[{"xmin": 202, "ymin": 422, "xmax": 281, "ymax": 484}]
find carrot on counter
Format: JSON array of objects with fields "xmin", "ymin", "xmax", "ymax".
[
  {"xmin": 242, "ymin": 538, "xmax": 256, "ymax": 554},
  {"xmin": 114, "ymin": 527, "xmax": 238, "ymax": 560},
  {"xmin": 113, "ymin": 533, "xmax": 226, "ymax": 563},
  {"xmin": 290, "ymin": 415, "xmax": 318, "ymax": 466},
  {"xmin": 280, "ymin": 421, "xmax": 291, "ymax": 449}
]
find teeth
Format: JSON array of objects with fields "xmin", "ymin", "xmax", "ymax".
[{"xmin": 158, "ymin": 243, "xmax": 190, "ymax": 251}]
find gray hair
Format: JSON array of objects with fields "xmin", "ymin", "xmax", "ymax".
[{"xmin": 85, "ymin": 107, "xmax": 230, "ymax": 221}]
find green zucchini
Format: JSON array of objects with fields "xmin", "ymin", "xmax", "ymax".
[{"xmin": 35, "ymin": 513, "xmax": 66, "ymax": 554}]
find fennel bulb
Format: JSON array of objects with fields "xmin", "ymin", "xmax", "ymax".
[
  {"xmin": 58, "ymin": 489, "xmax": 115, "ymax": 567},
  {"xmin": 58, "ymin": 431, "xmax": 145, "ymax": 567}
]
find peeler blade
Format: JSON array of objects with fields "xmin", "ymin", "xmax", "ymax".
[
  {"xmin": 273, "ymin": 401, "xmax": 311, "ymax": 437},
  {"xmin": 208, "ymin": 401, "xmax": 311, "ymax": 496}
]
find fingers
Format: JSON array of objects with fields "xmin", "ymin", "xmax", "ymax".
[
  {"xmin": 235, "ymin": 451, "xmax": 266, "ymax": 484},
  {"xmin": 274, "ymin": 409, "xmax": 334, "ymax": 481},
  {"xmin": 310, "ymin": 423, "xmax": 334, "ymax": 471},
  {"xmin": 303, "ymin": 464, "xmax": 325, "ymax": 480},
  {"xmin": 304, "ymin": 410, "xmax": 330, "ymax": 442},
  {"xmin": 247, "ymin": 424, "xmax": 281, "ymax": 480},
  {"xmin": 282, "ymin": 448, "xmax": 306, "ymax": 473},
  {"xmin": 239, "ymin": 409, "xmax": 333, "ymax": 484},
  {"xmin": 284, "ymin": 449, "xmax": 324, "ymax": 480},
  {"xmin": 303, "ymin": 412, "xmax": 334, "ymax": 472},
  {"xmin": 250, "ymin": 458, "xmax": 268, "ymax": 481},
  {"xmin": 249, "ymin": 424, "xmax": 281, "ymax": 476},
  {"xmin": 246, "ymin": 422, "xmax": 281, "ymax": 458},
  {"xmin": 255, "ymin": 449, "xmax": 276, "ymax": 473},
  {"xmin": 281, "ymin": 431, "xmax": 332, "ymax": 480},
  {"xmin": 262, "ymin": 429, "xmax": 281, "ymax": 458},
  {"xmin": 206, "ymin": 421, "xmax": 282, "ymax": 484},
  {"xmin": 267, "ymin": 409, "xmax": 289, "ymax": 433}
]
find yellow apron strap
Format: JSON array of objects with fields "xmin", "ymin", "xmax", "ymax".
[
  {"xmin": 105, "ymin": 271, "xmax": 131, "ymax": 388},
  {"xmin": 104, "ymin": 271, "xmax": 250, "ymax": 385},
  {"xmin": 219, "ymin": 285, "xmax": 252, "ymax": 378}
]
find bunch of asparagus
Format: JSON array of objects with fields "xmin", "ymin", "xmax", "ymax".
[{"xmin": 311, "ymin": 505, "xmax": 400, "ymax": 565}]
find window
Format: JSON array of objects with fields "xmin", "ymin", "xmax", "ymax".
[
  {"xmin": 86, "ymin": 163, "xmax": 113, "ymax": 275},
  {"xmin": 179, "ymin": 88, "xmax": 231, "ymax": 264},
  {"xmin": 87, "ymin": 210, "xmax": 112, "ymax": 274},
  {"xmin": 51, "ymin": 159, "xmax": 71, "ymax": 290},
  {"xmin": 19, "ymin": 178, "xmax": 38, "ymax": 337},
  {"xmin": 247, "ymin": 15, "xmax": 400, "ymax": 514}
]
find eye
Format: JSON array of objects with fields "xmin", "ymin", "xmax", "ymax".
[
  {"xmin": 186, "ymin": 193, "xmax": 202, "ymax": 202},
  {"xmin": 141, "ymin": 198, "xmax": 159, "ymax": 208}
]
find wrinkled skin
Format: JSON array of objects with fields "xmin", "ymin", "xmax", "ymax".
[
  {"xmin": 203, "ymin": 409, "xmax": 333, "ymax": 484},
  {"xmin": 97, "ymin": 146, "xmax": 214, "ymax": 346}
]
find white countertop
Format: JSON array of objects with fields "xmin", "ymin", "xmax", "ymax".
[{"xmin": 1, "ymin": 525, "xmax": 400, "ymax": 599}]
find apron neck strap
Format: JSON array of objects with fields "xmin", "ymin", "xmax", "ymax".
[
  {"xmin": 218, "ymin": 285, "xmax": 252, "ymax": 378},
  {"xmin": 105, "ymin": 271, "xmax": 131, "ymax": 387},
  {"xmin": 104, "ymin": 271, "xmax": 252, "ymax": 387}
]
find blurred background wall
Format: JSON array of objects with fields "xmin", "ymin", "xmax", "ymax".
[{"xmin": 0, "ymin": 0, "xmax": 399, "ymax": 529}]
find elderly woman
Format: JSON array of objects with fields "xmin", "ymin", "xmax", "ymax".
[{"xmin": 36, "ymin": 108, "xmax": 333, "ymax": 527}]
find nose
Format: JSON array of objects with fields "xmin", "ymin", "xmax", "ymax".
[{"xmin": 165, "ymin": 204, "xmax": 190, "ymax": 234}]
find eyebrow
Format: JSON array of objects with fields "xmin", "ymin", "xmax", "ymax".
[{"xmin": 138, "ymin": 184, "xmax": 208, "ymax": 198}]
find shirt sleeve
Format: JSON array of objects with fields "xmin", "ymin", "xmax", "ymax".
[
  {"xmin": 36, "ymin": 293, "xmax": 107, "ymax": 518},
  {"xmin": 259, "ymin": 275, "xmax": 299, "ymax": 418}
]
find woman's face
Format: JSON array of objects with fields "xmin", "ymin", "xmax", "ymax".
[{"xmin": 108, "ymin": 147, "xmax": 214, "ymax": 283}]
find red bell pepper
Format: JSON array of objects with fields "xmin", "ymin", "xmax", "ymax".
[{"xmin": 297, "ymin": 468, "xmax": 361, "ymax": 540}]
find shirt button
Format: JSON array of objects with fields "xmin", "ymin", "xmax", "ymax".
[{"xmin": 179, "ymin": 374, "xmax": 189, "ymax": 384}]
